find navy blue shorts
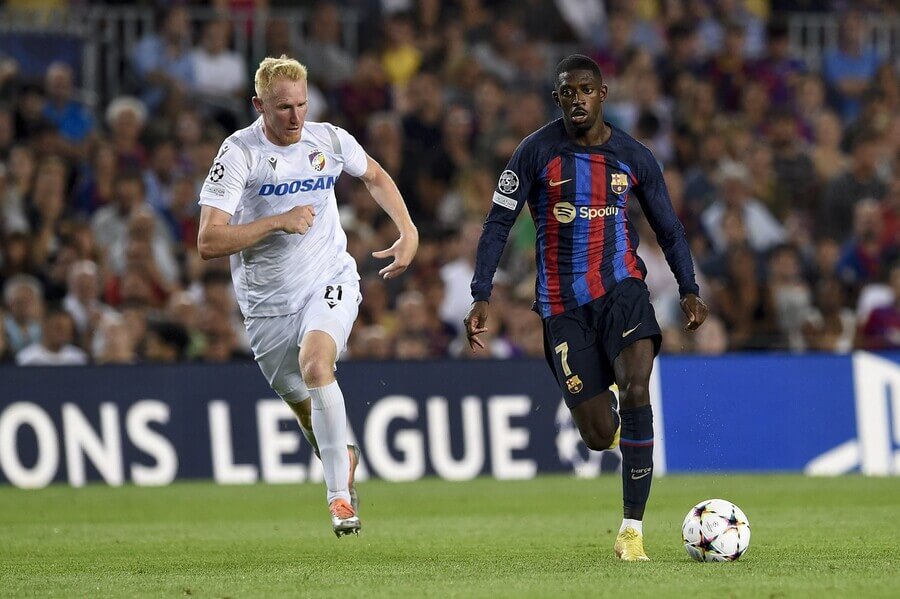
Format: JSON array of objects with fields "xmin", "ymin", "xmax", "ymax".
[{"xmin": 542, "ymin": 278, "xmax": 661, "ymax": 408}]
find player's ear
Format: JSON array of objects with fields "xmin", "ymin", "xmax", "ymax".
[
  {"xmin": 552, "ymin": 90, "xmax": 560, "ymax": 107},
  {"xmin": 598, "ymin": 84, "xmax": 608, "ymax": 102},
  {"xmin": 251, "ymin": 96, "xmax": 263, "ymax": 114}
]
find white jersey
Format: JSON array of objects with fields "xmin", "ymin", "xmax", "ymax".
[{"xmin": 198, "ymin": 118, "xmax": 368, "ymax": 317}]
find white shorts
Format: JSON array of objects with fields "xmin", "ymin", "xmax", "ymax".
[{"xmin": 245, "ymin": 275, "xmax": 361, "ymax": 403}]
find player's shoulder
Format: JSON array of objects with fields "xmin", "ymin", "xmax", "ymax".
[
  {"xmin": 513, "ymin": 118, "xmax": 566, "ymax": 162},
  {"xmin": 303, "ymin": 121, "xmax": 359, "ymax": 154},
  {"xmin": 220, "ymin": 119, "xmax": 264, "ymax": 164},
  {"xmin": 523, "ymin": 118, "xmax": 566, "ymax": 148}
]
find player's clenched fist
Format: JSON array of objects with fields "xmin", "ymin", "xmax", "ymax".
[{"xmin": 280, "ymin": 205, "xmax": 316, "ymax": 234}]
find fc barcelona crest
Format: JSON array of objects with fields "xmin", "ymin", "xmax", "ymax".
[
  {"xmin": 611, "ymin": 173, "xmax": 629, "ymax": 195},
  {"xmin": 566, "ymin": 375, "xmax": 583, "ymax": 394}
]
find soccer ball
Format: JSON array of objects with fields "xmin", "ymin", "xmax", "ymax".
[{"xmin": 682, "ymin": 498, "xmax": 751, "ymax": 562}]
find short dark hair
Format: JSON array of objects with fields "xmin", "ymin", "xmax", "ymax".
[{"xmin": 554, "ymin": 54, "xmax": 602, "ymax": 87}]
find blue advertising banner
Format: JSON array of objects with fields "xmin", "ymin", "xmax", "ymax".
[{"xmin": 1, "ymin": 352, "xmax": 898, "ymax": 488}]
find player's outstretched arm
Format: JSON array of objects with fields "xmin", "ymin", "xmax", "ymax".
[
  {"xmin": 197, "ymin": 204, "xmax": 315, "ymax": 260},
  {"xmin": 464, "ymin": 300, "xmax": 490, "ymax": 352},
  {"xmin": 359, "ymin": 155, "xmax": 418, "ymax": 279},
  {"xmin": 680, "ymin": 293, "xmax": 709, "ymax": 331}
]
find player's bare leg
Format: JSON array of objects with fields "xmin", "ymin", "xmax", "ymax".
[
  {"xmin": 299, "ymin": 331, "xmax": 360, "ymax": 537},
  {"xmin": 285, "ymin": 399, "xmax": 361, "ymax": 512},
  {"xmin": 570, "ymin": 389, "xmax": 621, "ymax": 452},
  {"xmin": 611, "ymin": 339, "xmax": 655, "ymax": 561}
]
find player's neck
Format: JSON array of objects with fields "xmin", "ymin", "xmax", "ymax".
[
  {"xmin": 566, "ymin": 120, "xmax": 611, "ymax": 147},
  {"xmin": 261, "ymin": 121, "xmax": 302, "ymax": 147}
]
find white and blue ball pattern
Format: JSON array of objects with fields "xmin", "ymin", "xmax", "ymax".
[{"xmin": 682, "ymin": 499, "xmax": 751, "ymax": 562}]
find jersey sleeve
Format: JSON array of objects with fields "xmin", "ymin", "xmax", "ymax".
[
  {"xmin": 470, "ymin": 138, "xmax": 534, "ymax": 302},
  {"xmin": 333, "ymin": 125, "xmax": 368, "ymax": 177},
  {"xmin": 632, "ymin": 145, "xmax": 700, "ymax": 298},
  {"xmin": 198, "ymin": 139, "xmax": 250, "ymax": 216}
]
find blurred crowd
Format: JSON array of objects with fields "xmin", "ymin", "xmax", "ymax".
[{"xmin": 0, "ymin": 0, "xmax": 898, "ymax": 365}]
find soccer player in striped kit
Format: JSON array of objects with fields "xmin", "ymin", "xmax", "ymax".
[{"xmin": 465, "ymin": 55, "xmax": 708, "ymax": 561}]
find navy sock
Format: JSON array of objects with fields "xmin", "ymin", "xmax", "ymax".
[{"xmin": 620, "ymin": 404, "xmax": 654, "ymax": 520}]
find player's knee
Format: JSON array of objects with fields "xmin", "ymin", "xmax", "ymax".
[
  {"xmin": 300, "ymin": 358, "xmax": 333, "ymax": 388},
  {"xmin": 581, "ymin": 427, "xmax": 615, "ymax": 451},
  {"xmin": 619, "ymin": 378, "xmax": 650, "ymax": 410}
]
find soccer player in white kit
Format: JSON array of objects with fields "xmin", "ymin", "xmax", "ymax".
[{"xmin": 197, "ymin": 56, "xmax": 418, "ymax": 536}]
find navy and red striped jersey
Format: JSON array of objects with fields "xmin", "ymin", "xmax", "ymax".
[{"xmin": 471, "ymin": 119, "xmax": 699, "ymax": 319}]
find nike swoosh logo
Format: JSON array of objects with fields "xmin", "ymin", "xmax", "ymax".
[
  {"xmin": 548, "ymin": 178, "xmax": 572, "ymax": 187},
  {"xmin": 622, "ymin": 323, "xmax": 642, "ymax": 338},
  {"xmin": 631, "ymin": 471, "xmax": 652, "ymax": 480}
]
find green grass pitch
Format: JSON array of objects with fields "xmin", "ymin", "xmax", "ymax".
[{"xmin": 2, "ymin": 475, "xmax": 899, "ymax": 597}]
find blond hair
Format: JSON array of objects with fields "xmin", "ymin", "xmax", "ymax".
[{"xmin": 254, "ymin": 55, "xmax": 308, "ymax": 97}]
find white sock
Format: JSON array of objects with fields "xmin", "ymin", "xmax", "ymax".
[
  {"xmin": 620, "ymin": 518, "xmax": 643, "ymax": 535},
  {"xmin": 309, "ymin": 381, "xmax": 351, "ymax": 506}
]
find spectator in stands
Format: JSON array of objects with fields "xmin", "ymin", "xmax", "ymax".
[
  {"xmin": 802, "ymin": 276, "xmax": 856, "ymax": 353},
  {"xmin": 42, "ymin": 61, "xmax": 94, "ymax": 159},
  {"xmin": 165, "ymin": 290, "xmax": 203, "ymax": 359},
  {"xmin": 168, "ymin": 176, "xmax": 200, "ymax": 249},
  {"xmin": 658, "ymin": 22, "xmax": 704, "ymax": 97},
  {"xmin": 90, "ymin": 170, "xmax": 146, "ymax": 250},
  {"xmin": 588, "ymin": 11, "xmax": 632, "ymax": 81},
  {"xmin": 0, "ymin": 161, "xmax": 27, "ymax": 235},
  {"xmin": 27, "ymin": 156, "xmax": 68, "ymax": 268},
  {"xmin": 299, "ymin": 2, "xmax": 355, "ymax": 90},
  {"xmin": 143, "ymin": 138, "xmax": 181, "ymax": 230},
  {"xmin": 553, "ymin": 0, "xmax": 605, "ymax": 43},
  {"xmin": 501, "ymin": 298, "xmax": 544, "ymax": 358},
  {"xmin": 105, "ymin": 96, "xmax": 148, "ymax": 169},
  {"xmin": 358, "ymin": 275, "xmax": 397, "ymax": 334},
  {"xmin": 795, "ymin": 74, "xmax": 828, "ymax": 141},
  {"xmin": 857, "ymin": 262, "xmax": 900, "ymax": 350},
  {"xmin": 819, "ymin": 129, "xmax": 887, "ymax": 240},
  {"xmin": 0, "ymin": 308, "xmax": 9, "ymax": 362},
  {"xmin": 767, "ymin": 244, "xmax": 813, "ymax": 351},
  {"xmin": 337, "ymin": 53, "xmax": 393, "ymax": 142},
  {"xmin": 439, "ymin": 219, "xmax": 484, "ymax": 334},
  {"xmin": 706, "ymin": 21, "xmax": 753, "ymax": 112},
  {"xmin": 63, "ymin": 259, "xmax": 111, "ymax": 345},
  {"xmin": 197, "ymin": 306, "xmax": 242, "ymax": 362},
  {"xmin": 131, "ymin": 5, "xmax": 195, "ymax": 114},
  {"xmin": 395, "ymin": 290, "xmax": 451, "ymax": 357},
  {"xmin": 810, "ymin": 110, "xmax": 851, "ymax": 183},
  {"xmin": 16, "ymin": 307, "xmax": 88, "ymax": 366},
  {"xmin": 0, "ymin": 104, "xmax": 14, "ymax": 160},
  {"xmin": 142, "ymin": 318, "xmax": 190, "ymax": 362},
  {"xmin": 91, "ymin": 312, "xmax": 135, "ymax": 364},
  {"xmin": 768, "ymin": 108, "xmax": 816, "ymax": 217},
  {"xmin": 754, "ymin": 19, "xmax": 805, "ymax": 106},
  {"xmin": 822, "ymin": 10, "xmax": 882, "ymax": 122},
  {"xmin": 0, "ymin": 232, "xmax": 33, "ymax": 290},
  {"xmin": 470, "ymin": 17, "xmax": 523, "ymax": 85},
  {"xmin": 5, "ymin": 144, "xmax": 34, "ymax": 231},
  {"xmin": 836, "ymin": 198, "xmax": 897, "ymax": 289},
  {"xmin": 13, "ymin": 83, "xmax": 51, "ymax": 142},
  {"xmin": 701, "ymin": 161, "xmax": 786, "ymax": 254},
  {"xmin": 380, "ymin": 12, "xmax": 422, "ymax": 88},
  {"xmin": 3, "ymin": 274, "xmax": 43, "ymax": 354},
  {"xmin": 347, "ymin": 324, "xmax": 392, "ymax": 360},
  {"xmin": 73, "ymin": 144, "xmax": 118, "ymax": 215},
  {"xmin": 713, "ymin": 244, "xmax": 782, "ymax": 351},
  {"xmin": 199, "ymin": 269, "xmax": 248, "ymax": 353},
  {"xmin": 191, "ymin": 20, "xmax": 248, "ymax": 131}
]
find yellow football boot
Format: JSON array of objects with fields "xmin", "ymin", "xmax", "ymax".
[{"xmin": 614, "ymin": 528, "xmax": 650, "ymax": 561}]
